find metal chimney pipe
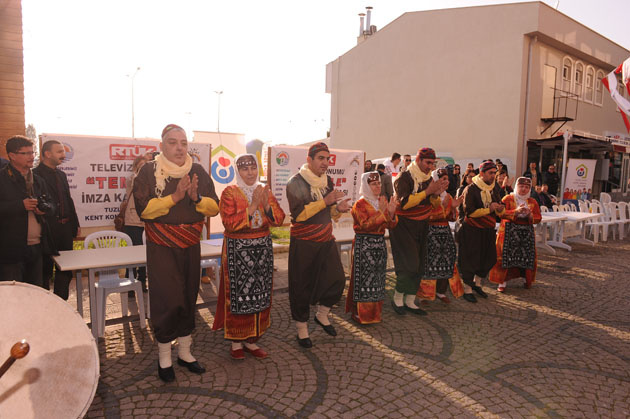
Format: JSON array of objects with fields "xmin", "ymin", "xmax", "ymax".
[
  {"xmin": 359, "ymin": 13, "xmax": 365, "ymax": 36},
  {"xmin": 366, "ymin": 6, "xmax": 373, "ymax": 32}
]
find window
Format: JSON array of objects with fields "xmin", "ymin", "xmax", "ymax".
[
  {"xmin": 584, "ymin": 66, "xmax": 594, "ymax": 103},
  {"xmin": 573, "ymin": 61, "xmax": 584, "ymax": 99},
  {"xmin": 595, "ymin": 70, "xmax": 605, "ymax": 106},
  {"xmin": 562, "ymin": 57, "xmax": 573, "ymax": 92}
]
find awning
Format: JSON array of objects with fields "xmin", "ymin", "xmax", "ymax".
[{"xmin": 527, "ymin": 134, "xmax": 614, "ymax": 153}]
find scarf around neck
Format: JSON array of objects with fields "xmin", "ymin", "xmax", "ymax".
[
  {"xmin": 299, "ymin": 163, "xmax": 328, "ymax": 201},
  {"xmin": 234, "ymin": 153, "xmax": 264, "ymax": 228},
  {"xmin": 407, "ymin": 161, "xmax": 432, "ymax": 193},
  {"xmin": 472, "ymin": 174, "xmax": 495, "ymax": 208},
  {"xmin": 154, "ymin": 152, "xmax": 193, "ymax": 198}
]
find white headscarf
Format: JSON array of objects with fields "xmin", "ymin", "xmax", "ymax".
[
  {"xmin": 513, "ymin": 177, "xmax": 531, "ymax": 207},
  {"xmin": 234, "ymin": 153, "xmax": 264, "ymax": 228},
  {"xmin": 359, "ymin": 171, "xmax": 381, "ymax": 210},
  {"xmin": 431, "ymin": 169, "xmax": 448, "ymax": 203}
]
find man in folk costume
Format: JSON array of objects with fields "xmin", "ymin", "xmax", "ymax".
[
  {"xmin": 133, "ymin": 124, "xmax": 219, "ymax": 382},
  {"xmin": 417, "ymin": 169, "xmax": 465, "ymax": 305},
  {"xmin": 345, "ymin": 171, "xmax": 398, "ymax": 324},
  {"xmin": 458, "ymin": 160, "xmax": 504, "ymax": 303},
  {"xmin": 390, "ymin": 147, "xmax": 449, "ymax": 315},
  {"xmin": 489, "ymin": 177, "xmax": 541, "ymax": 292},
  {"xmin": 212, "ymin": 154, "xmax": 285, "ymax": 359},
  {"xmin": 286, "ymin": 142, "xmax": 352, "ymax": 348}
]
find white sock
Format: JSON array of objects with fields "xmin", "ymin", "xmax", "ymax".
[
  {"xmin": 231, "ymin": 342, "xmax": 243, "ymax": 351},
  {"xmin": 296, "ymin": 321, "xmax": 309, "ymax": 339},
  {"xmin": 474, "ymin": 276, "xmax": 483, "ymax": 286},
  {"xmin": 404, "ymin": 294, "xmax": 419, "ymax": 309},
  {"xmin": 393, "ymin": 290, "xmax": 404, "ymax": 306},
  {"xmin": 158, "ymin": 342, "xmax": 172, "ymax": 368},
  {"xmin": 243, "ymin": 342, "xmax": 259, "ymax": 351},
  {"xmin": 436, "ymin": 293, "xmax": 446, "ymax": 298},
  {"xmin": 499, "ymin": 282, "xmax": 506, "ymax": 288},
  {"xmin": 315, "ymin": 305, "xmax": 331, "ymax": 326},
  {"xmin": 177, "ymin": 335, "xmax": 196, "ymax": 363},
  {"xmin": 463, "ymin": 284, "xmax": 473, "ymax": 294}
]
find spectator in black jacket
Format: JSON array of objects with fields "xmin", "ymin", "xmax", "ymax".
[
  {"xmin": 0, "ymin": 136, "xmax": 55, "ymax": 286},
  {"xmin": 34, "ymin": 140, "xmax": 80, "ymax": 299},
  {"xmin": 0, "ymin": 157, "xmax": 8, "ymax": 169},
  {"xmin": 543, "ymin": 164, "xmax": 560, "ymax": 196},
  {"xmin": 537, "ymin": 183, "xmax": 556, "ymax": 209},
  {"xmin": 523, "ymin": 162, "xmax": 542, "ymax": 187}
]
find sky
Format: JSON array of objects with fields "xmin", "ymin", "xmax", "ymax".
[{"xmin": 21, "ymin": 0, "xmax": 630, "ymax": 145}]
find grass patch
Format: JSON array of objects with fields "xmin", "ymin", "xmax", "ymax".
[{"xmin": 270, "ymin": 226, "xmax": 290, "ymax": 245}]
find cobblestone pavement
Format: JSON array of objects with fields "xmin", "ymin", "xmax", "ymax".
[{"xmin": 85, "ymin": 240, "xmax": 630, "ymax": 418}]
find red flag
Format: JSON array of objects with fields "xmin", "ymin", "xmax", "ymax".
[{"xmin": 602, "ymin": 58, "xmax": 630, "ymax": 133}]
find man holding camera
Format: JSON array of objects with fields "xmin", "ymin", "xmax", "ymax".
[
  {"xmin": 0, "ymin": 136, "xmax": 55, "ymax": 286},
  {"xmin": 34, "ymin": 140, "xmax": 80, "ymax": 299}
]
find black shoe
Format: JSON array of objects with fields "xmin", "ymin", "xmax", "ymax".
[
  {"xmin": 404, "ymin": 305, "xmax": 428, "ymax": 315},
  {"xmin": 391, "ymin": 300, "xmax": 406, "ymax": 315},
  {"xmin": 314, "ymin": 316, "xmax": 337, "ymax": 336},
  {"xmin": 297, "ymin": 335, "xmax": 313, "ymax": 348},
  {"xmin": 472, "ymin": 285, "xmax": 488, "ymax": 299},
  {"xmin": 158, "ymin": 363, "xmax": 175, "ymax": 382},
  {"xmin": 463, "ymin": 293, "xmax": 477, "ymax": 303},
  {"xmin": 128, "ymin": 290, "xmax": 136, "ymax": 299},
  {"xmin": 177, "ymin": 358, "xmax": 206, "ymax": 374}
]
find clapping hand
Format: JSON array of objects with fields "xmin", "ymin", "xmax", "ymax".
[
  {"xmin": 452, "ymin": 195, "xmax": 464, "ymax": 208},
  {"xmin": 324, "ymin": 190, "xmax": 345, "ymax": 206},
  {"xmin": 260, "ymin": 185, "xmax": 271, "ymax": 211},
  {"xmin": 387, "ymin": 195, "xmax": 399, "ymax": 218},
  {"xmin": 173, "ymin": 175, "xmax": 191, "ymax": 203},
  {"xmin": 378, "ymin": 196, "xmax": 388, "ymax": 213},
  {"xmin": 187, "ymin": 173, "xmax": 199, "ymax": 201},
  {"xmin": 337, "ymin": 197, "xmax": 352, "ymax": 213}
]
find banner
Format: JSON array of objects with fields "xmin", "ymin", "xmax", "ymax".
[
  {"xmin": 40, "ymin": 134, "xmax": 210, "ymax": 228},
  {"xmin": 193, "ymin": 131, "xmax": 246, "ymax": 236},
  {"xmin": 563, "ymin": 158, "xmax": 596, "ymax": 201},
  {"xmin": 268, "ymin": 145, "xmax": 364, "ymax": 220}
]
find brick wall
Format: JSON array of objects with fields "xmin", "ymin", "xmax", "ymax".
[{"xmin": 0, "ymin": 0, "xmax": 25, "ymax": 158}]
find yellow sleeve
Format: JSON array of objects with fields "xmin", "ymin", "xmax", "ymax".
[
  {"xmin": 402, "ymin": 191, "xmax": 427, "ymax": 210},
  {"xmin": 430, "ymin": 196, "xmax": 441, "ymax": 208},
  {"xmin": 141, "ymin": 196, "xmax": 176, "ymax": 219},
  {"xmin": 495, "ymin": 207, "xmax": 506, "ymax": 217},
  {"xmin": 196, "ymin": 197, "xmax": 219, "ymax": 217},
  {"xmin": 330, "ymin": 204, "xmax": 342, "ymax": 222},
  {"xmin": 469, "ymin": 208, "xmax": 491, "ymax": 218},
  {"xmin": 296, "ymin": 199, "xmax": 326, "ymax": 222}
]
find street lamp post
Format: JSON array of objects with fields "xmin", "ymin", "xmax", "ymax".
[
  {"xmin": 214, "ymin": 90, "xmax": 223, "ymax": 132},
  {"xmin": 130, "ymin": 67, "xmax": 141, "ymax": 139}
]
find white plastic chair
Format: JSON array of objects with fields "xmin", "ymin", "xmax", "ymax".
[
  {"xmin": 606, "ymin": 202, "xmax": 625, "ymax": 240},
  {"xmin": 552, "ymin": 205, "xmax": 560, "ymax": 212},
  {"xmin": 540, "ymin": 206, "xmax": 549, "ymax": 213},
  {"xmin": 84, "ymin": 231, "xmax": 147, "ymax": 337},
  {"xmin": 586, "ymin": 202, "xmax": 613, "ymax": 242},
  {"xmin": 600, "ymin": 193, "xmax": 612, "ymax": 204},
  {"xmin": 568, "ymin": 203, "xmax": 577, "ymax": 212},
  {"xmin": 619, "ymin": 202, "xmax": 630, "ymax": 236}
]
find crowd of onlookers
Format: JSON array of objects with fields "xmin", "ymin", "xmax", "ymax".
[{"xmin": 364, "ymin": 152, "xmax": 563, "ymax": 211}]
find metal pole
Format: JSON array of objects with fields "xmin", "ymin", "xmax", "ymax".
[
  {"xmin": 131, "ymin": 67, "xmax": 140, "ymax": 139},
  {"xmin": 560, "ymin": 131, "xmax": 570, "ymax": 204},
  {"xmin": 214, "ymin": 90, "xmax": 223, "ymax": 132}
]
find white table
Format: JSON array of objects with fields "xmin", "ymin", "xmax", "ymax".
[
  {"xmin": 54, "ymin": 242, "xmax": 222, "ymax": 338},
  {"xmin": 537, "ymin": 214, "xmax": 568, "ymax": 254},
  {"xmin": 542, "ymin": 211, "xmax": 601, "ymax": 250}
]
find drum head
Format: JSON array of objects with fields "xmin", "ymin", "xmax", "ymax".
[{"xmin": 0, "ymin": 282, "xmax": 99, "ymax": 418}]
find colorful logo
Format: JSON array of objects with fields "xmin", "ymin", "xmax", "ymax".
[
  {"xmin": 276, "ymin": 151, "xmax": 289, "ymax": 166},
  {"xmin": 211, "ymin": 156, "xmax": 235, "ymax": 184},
  {"xmin": 62, "ymin": 142, "xmax": 74, "ymax": 162},
  {"xmin": 576, "ymin": 164, "xmax": 588, "ymax": 178}
]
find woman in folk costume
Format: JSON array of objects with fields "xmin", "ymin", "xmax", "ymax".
[
  {"xmin": 212, "ymin": 154, "xmax": 285, "ymax": 359},
  {"xmin": 345, "ymin": 171, "xmax": 398, "ymax": 324},
  {"xmin": 489, "ymin": 177, "xmax": 541, "ymax": 292},
  {"xmin": 417, "ymin": 168, "xmax": 465, "ymax": 304}
]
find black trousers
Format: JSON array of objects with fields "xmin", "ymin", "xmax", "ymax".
[
  {"xmin": 457, "ymin": 223, "xmax": 497, "ymax": 287},
  {"xmin": 1, "ymin": 244, "xmax": 43, "ymax": 287},
  {"xmin": 389, "ymin": 217, "xmax": 429, "ymax": 294},
  {"xmin": 42, "ymin": 221, "xmax": 74, "ymax": 300},
  {"xmin": 288, "ymin": 238, "xmax": 346, "ymax": 322},
  {"xmin": 147, "ymin": 241, "xmax": 201, "ymax": 343}
]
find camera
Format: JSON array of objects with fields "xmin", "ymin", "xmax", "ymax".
[{"xmin": 36, "ymin": 194, "xmax": 54, "ymax": 214}]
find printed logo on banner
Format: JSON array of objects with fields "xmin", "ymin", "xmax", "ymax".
[
  {"xmin": 188, "ymin": 146, "xmax": 203, "ymax": 164},
  {"xmin": 576, "ymin": 164, "xmax": 588, "ymax": 178},
  {"xmin": 109, "ymin": 144, "xmax": 158, "ymax": 160},
  {"xmin": 212, "ymin": 156, "xmax": 235, "ymax": 184},
  {"xmin": 62, "ymin": 143, "xmax": 74, "ymax": 162},
  {"xmin": 276, "ymin": 151, "xmax": 289, "ymax": 166},
  {"xmin": 329, "ymin": 154, "xmax": 337, "ymax": 166}
]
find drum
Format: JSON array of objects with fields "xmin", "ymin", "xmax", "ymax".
[{"xmin": 0, "ymin": 282, "xmax": 99, "ymax": 418}]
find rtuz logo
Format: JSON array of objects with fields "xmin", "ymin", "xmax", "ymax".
[
  {"xmin": 110, "ymin": 144, "xmax": 158, "ymax": 160},
  {"xmin": 329, "ymin": 154, "xmax": 337, "ymax": 166}
]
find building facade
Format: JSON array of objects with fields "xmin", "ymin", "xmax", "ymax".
[
  {"xmin": 326, "ymin": 2, "xmax": 629, "ymax": 182},
  {"xmin": 0, "ymin": 0, "xmax": 25, "ymax": 158}
]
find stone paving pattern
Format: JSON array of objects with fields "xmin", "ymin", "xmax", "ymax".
[{"xmin": 83, "ymin": 240, "xmax": 630, "ymax": 418}]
